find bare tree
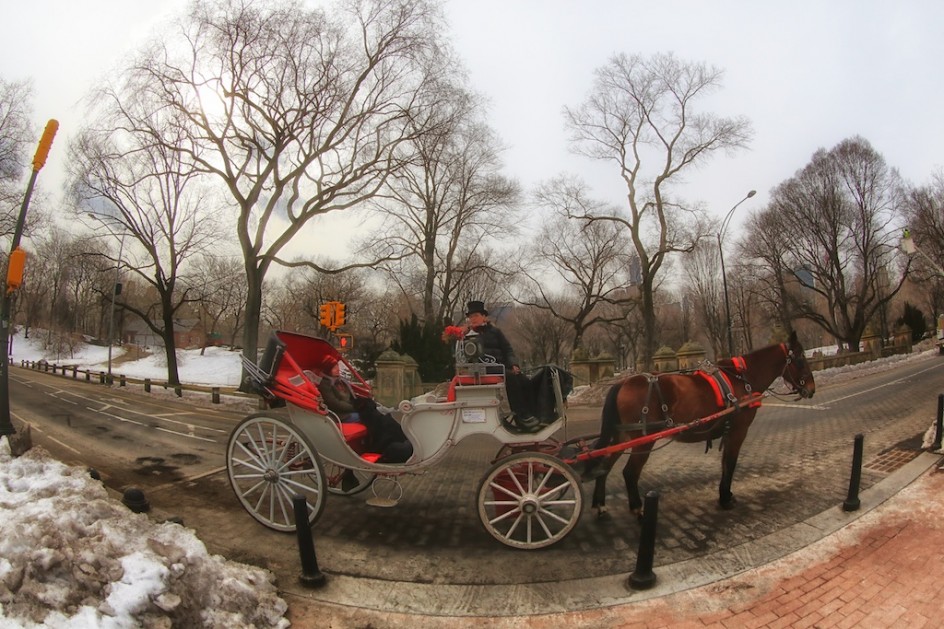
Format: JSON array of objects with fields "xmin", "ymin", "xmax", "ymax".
[
  {"xmin": 901, "ymin": 169, "xmax": 944, "ymax": 320},
  {"xmin": 510, "ymin": 302, "xmax": 573, "ymax": 367},
  {"xmin": 115, "ymin": 0, "xmax": 453, "ymax": 386},
  {"xmin": 563, "ymin": 52, "xmax": 752, "ymax": 369},
  {"xmin": 682, "ymin": 237, "xmax": 725, "ymax": 357},
  {"xmin": 756, "ymin": 137, "xmax": 907, "ymax": 351},
  {"xmin": 522, "ymin": 177, "xmax": 635, "ymax": 351},
  {"xmin": 190, "ymin": 255, "xmax": 246, "ymax": 352},
  {"xmin": 0, "ymin": 77, "xmax": 38, "ymax": 242},
  {"xmin": 68, "ymin": 116, "xmax": 219, "ymax": 386},
  {"xmin": 369, "ymin": 83, "xmax": 520, "ymax": 325}
]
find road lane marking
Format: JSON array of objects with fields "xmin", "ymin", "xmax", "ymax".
[
  {"xmin": 763, "ymin": 402, "xmax": 828, "ymax": 410},
  {"xmin": 153, "ymin": 426, "xmax": 218, "ymax": 443},
  {"xmin": 19, "ymin": 420, "xmax": 83, "ymax": 455},
  {"xmin": 46, "ymin": 435, "xmax": 82, "ymax": 454},
  {"xmin": 83, "ymin": 406, "xmax": 227, "ymax": 434},
  {"xmin": 816, "ymin": 362, "xmax": 942, "ymax": 408}
]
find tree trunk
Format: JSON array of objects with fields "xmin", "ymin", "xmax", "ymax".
[{"xmin": 239, "ymin": 268, "xmax": 264, "ymax": 392}]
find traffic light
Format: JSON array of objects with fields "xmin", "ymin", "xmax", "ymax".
[
  {"xmin": 32, "ymin": 119, "xmax": 59, "ymax": 172},
  {"xmin": 6, "ymin": 248, "xmax": 26, "ymax": 293},
  {"xmin": 319, "ymin": 303, "xmax": 331, "ymax": 327},
  {"xmin": 337, "ymin": 333, "xmax": 353, "ymax": 351},
  {"xmin": 335, "ymin": 301, "xmax": 345, "ymax": 327}
]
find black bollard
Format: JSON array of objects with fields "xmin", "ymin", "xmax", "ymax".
[
  {"xmin": 843, "ymin": 433, "xmax": 864, "ymax": 512},
  {"xmin": 933, "ymin": 394, "xmax": 944, "ymax": 451},
  {"xmin": 292, "ymin": 495, "xmax": 326, "ymax": 588},
  {"xmin": 628, "ymin": 490, "xmax": 660, "ymax": 590}
]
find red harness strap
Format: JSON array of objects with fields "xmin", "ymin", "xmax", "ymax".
[
  {"xmin": 696, "ymin": 356, "xmax": 762, "ymax": 410},
  {"xmin": 695, "ymin": 369, "xmax": 736, "ymax": 409}
]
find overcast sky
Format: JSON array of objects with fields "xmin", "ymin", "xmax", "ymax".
[{"xmin": 2, "ymin": 0, "xmax": 942, "ymax": 251}]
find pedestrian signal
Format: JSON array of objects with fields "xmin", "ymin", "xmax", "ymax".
[{"xmin": 337, "ymin": 334, "xmax": 353, "ymax": 351}]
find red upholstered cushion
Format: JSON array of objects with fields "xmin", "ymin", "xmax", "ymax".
[
  {"xmin": 446, "ymin": 374, "xmax": 505, "ymax": 401},
  {"xmin": 340, "ymin": 422, "xmax": 368, "ymax": 441}
]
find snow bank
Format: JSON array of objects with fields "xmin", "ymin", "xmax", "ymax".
[{"xmin": 0, "ymin": 439, "xmax": 289, "ymax": 629}]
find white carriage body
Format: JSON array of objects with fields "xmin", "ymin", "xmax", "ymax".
[{"xmin": 228, "ymin": 330, "xmax": 580, "ymax": 549}]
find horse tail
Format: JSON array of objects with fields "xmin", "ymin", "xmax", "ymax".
[{"xmin": 595, "ymin": 382, "xmax": 622, "ymax": 449}]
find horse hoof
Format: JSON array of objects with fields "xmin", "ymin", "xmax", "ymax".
[
  {"xmin": 719, "ymin": 496, "xmax": 738, "ymax": 510},
  {"xmin": 593, "ymin": 508, "xmax": 612, "ymax": 522}
]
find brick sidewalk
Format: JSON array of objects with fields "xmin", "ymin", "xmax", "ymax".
[{"xmin": 287, "ymin": 461, "xmax": 944, "ymax": 628}]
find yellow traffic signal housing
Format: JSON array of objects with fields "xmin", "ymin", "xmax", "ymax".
[
  {"xmin": 32, "ymin": 119, "xmax": 59, "ymax": 172},
  {"xmin": 6, "ymin": 248, "xmax": 27, "ymax": 294},
  {"xmin": 335, "ymin": 301, "xmax": 346, "ymax": 327},
  {"xmin": 319, "ymin": 303, "xmax": 331, "ymax": 327}
]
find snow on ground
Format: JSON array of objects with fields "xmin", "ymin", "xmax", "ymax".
[
  {"xmin": 0, "ymin": 438, "xmax": 290, "ymax": 628},
  {"xmin": 3, "ymin": 331, "xmax": 291, "ymax": 627},
  {"xmin": 9, "ymin": 331, "xmax": 243, "ymax": 387}
]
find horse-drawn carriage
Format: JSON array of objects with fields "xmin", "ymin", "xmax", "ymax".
[{"xmin": 225, "ymin": 330, "xmax": 815, "ymax": 550}]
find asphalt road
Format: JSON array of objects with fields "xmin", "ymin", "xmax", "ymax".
[{"xmin": 8, "ymin": 353, "xmax": 943, "ymax": 587}]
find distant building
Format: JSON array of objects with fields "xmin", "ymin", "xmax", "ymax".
[{"xmin": 122, "ymin": 318, "xmax": 210, "ymax": 349}]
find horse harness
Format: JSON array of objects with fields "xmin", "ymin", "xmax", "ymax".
[{"xmin": 620, "ymin": 354, "xmax": 764, "ymax": 440}]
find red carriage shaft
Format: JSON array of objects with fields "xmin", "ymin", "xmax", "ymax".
[{"xmin": 565, "ymin": 393, "xmax": 765, "ymax": 464}]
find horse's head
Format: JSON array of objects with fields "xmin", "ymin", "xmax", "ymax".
[{"xmin": 783, "ymin": 330, "xmax": 815, "ymax": 399}]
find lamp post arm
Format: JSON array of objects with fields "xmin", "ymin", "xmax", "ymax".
[{"xmin": 716, "ymin": 190, "xmax": 756, "ymax": 357}]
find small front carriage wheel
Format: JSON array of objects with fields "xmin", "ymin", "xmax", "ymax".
[
  {"xmin": 226, "ymin": 413, "xmax": 326, "ymax": 532},
  {"xmin": 477, "ymin": 452, "xmax": 582, "ymax": 550}
]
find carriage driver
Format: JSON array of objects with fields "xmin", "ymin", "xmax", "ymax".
[{"xmin": 464, "ymin": 300, "xmax": 540, "ymax": 432}]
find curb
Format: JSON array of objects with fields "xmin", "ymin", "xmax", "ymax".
[{"xmin": 277, "ymin": 451, "xmax": 942, "ymax": 618}]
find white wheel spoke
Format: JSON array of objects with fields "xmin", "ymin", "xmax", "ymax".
[
  {"xmin": 227, "ymin": 415, "xmax": 326, "ymax": 532},
  {"xmin": 478, "ymin": 453, "xmax": 582, "ymax": 550}
]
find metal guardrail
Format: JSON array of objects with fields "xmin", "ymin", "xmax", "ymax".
[{"xmin": 16, "ymin": 359, "xmax": 262, "ymax": 407}]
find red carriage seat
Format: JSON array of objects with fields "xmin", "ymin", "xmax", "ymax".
[
  {"xmin": 250, "ymin": 331, "xmax": 376, "ymax": 457},
  {"xmin": 446, "ymin": 373, "xmax": 505, "ymax": 401}
]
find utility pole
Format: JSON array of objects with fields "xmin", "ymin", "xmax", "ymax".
[{"xmin": 1, "ymin": 120, "xmax": 59, "ymax": 442}]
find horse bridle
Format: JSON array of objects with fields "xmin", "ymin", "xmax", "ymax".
[{"xmin": 779, "ymin": 342, "xmax": 810, "ymax": 396}]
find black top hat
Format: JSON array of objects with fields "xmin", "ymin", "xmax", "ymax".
[{"xmin": 465, "ymin": 300, "xmax": 488, "ymax": 316}]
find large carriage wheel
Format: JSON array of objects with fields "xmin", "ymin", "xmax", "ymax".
[
  {"xmin": 477, "ymin": 452, "xmax": 582, "ymax": 550},
  {"xmin": 226, "ymin": 413, "xmax": 326, "ymax": 532},
  {"xmin": 323, "ymin": 461, "xmax": 375, "ymax": 496}
]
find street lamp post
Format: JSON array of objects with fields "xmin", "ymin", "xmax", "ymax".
[
  {"xmin": 717, "ymin": 190, "xmax": 757, "ymax": 357},
  {"xmin": 106, "ymin": 235, "xmax": 126, "ymax": 381},
  {"xmin": 87, "ymin": 213, "xmax": 127, "ymax": 382}
]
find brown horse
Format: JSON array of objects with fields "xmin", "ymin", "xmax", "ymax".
[{"xmin": 588, "ymin": 330, "xmax": 815, "ymax": 519}]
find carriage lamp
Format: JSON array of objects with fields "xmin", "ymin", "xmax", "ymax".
[{"xmin": 461, "ymin": 331, "xmax": 483, "ymax": 362}]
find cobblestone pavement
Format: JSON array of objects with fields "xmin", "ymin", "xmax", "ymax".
[
  {"xmin": 250, "ymin": 379, "xmax": 934, "ymax": 586},
  {"xmin": 134, "ymin": 351, "xmax": 940, "ymax": 628}
]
